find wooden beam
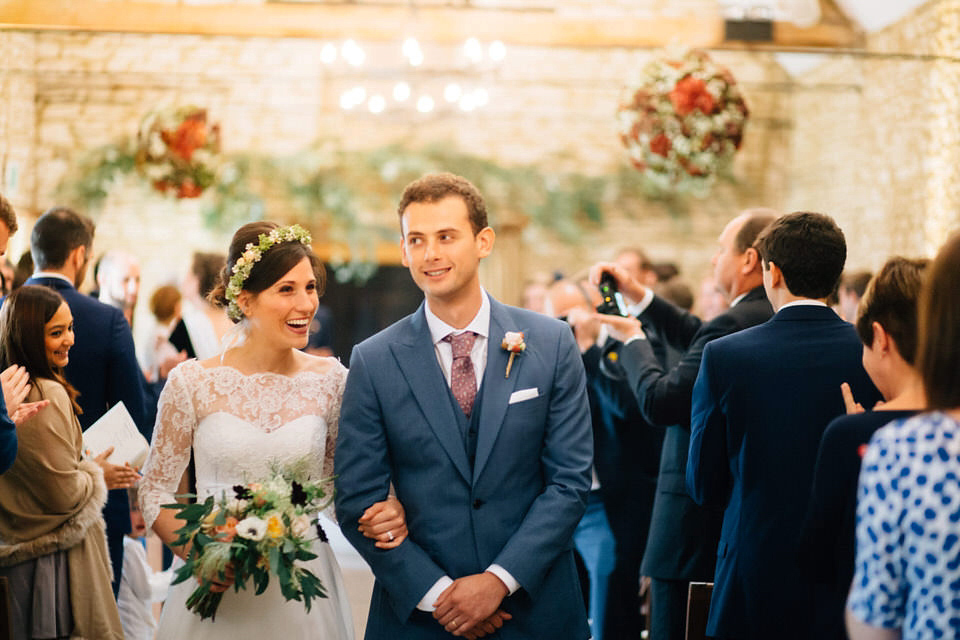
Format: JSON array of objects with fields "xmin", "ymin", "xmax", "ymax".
[{"xmin": 0, "ymin": 0, "xmax": 861, "ymax": 49}]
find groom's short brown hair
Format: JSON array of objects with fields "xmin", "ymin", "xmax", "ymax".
[{"xmin": 397, "ymin": 172, "xmax": 488, "ymax": 236}]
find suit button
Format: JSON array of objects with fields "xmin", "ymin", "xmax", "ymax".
[{"xmin": 472, "ymin": 499, "xmax": 484, "ymax": 509}]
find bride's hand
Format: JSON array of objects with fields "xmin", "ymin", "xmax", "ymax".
[
  {"xmin": 206, "ymin": 562, "xmax": 236, "ymax": 593},
  {"xmin": 358, "ymin": 496, "xmax": 408, "ymax": 549}
]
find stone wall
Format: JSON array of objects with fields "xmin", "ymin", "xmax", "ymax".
[
  {"xmin": 0, "ymin": 0, "xmax": 954, "ymax": 337},
  {"xmin": 786, "ymin": 0, "xmax": 960, "ymax": 269}
]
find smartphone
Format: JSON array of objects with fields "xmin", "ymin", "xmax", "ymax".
[{"xmin": 596, "ymin": 272, "xmax": 629, "ymax": 317}]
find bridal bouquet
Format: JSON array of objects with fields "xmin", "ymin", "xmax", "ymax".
[{"xmin": 163, "ymin": 466, "xmax": 331, "ymax": 621}]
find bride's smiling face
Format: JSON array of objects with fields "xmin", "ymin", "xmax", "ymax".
[{"xmin": 239, "ymin": 257, "xmax": 319, "ymax": 349}]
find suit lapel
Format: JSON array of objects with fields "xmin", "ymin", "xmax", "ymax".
[
  {"xmin": 389, "ymin": 306, "xmax": 472, "ymax": 483},
  {"xmin": 472, "ymin": 299, "xmax": 524, "ymax": 484}
]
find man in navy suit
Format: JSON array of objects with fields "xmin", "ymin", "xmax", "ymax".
[
  {"xmin": 591, "ymin": 209, "xmax": 776, "ymax": 640},
  {"xmin": 336, "ymin": 173, "xmax": 593, "ymax": 639},
  {"xmin": 686, "ymin": 212, "xmax": 882, "ymax": 639},
  {"xmin": 27, "ymin": 207, "xmax": 146, "ymax": 596}
]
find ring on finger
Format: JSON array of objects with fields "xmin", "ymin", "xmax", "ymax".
[{"xmin": 387, "ymin": 530, "xmax": 395, "ymax": 542}]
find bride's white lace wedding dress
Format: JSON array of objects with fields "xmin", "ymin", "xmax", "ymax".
[{"xmin": 139, "ymin": 359, "xmax": 354, "ymax": 639}]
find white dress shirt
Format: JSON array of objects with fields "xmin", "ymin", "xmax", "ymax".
[{"xmin": 417, "ymin": 291, "xmax": 520, "ymax": 610}]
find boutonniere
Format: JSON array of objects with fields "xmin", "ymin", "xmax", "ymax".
[{"xmin": 501, "ymin": 331, "xmax": 526, "ymax": 378}]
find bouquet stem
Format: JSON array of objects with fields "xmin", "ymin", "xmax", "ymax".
[{"xmin": 185, "ymin": 583, "xmax": 224, "ymax": 621}]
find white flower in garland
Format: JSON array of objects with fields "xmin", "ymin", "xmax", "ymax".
[{"xmin": 224, "ymin": 224, "xmax": 312, "ymax": 321}]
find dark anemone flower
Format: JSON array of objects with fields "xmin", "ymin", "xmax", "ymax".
[
  {"xmin": 290, "ymin": 481, "xmax": 308, "ymax": 507},
  {"xmin": 316, "ymin": 522, "xmax": 328, "ymax": 543},
  {"xmin": 233, "ymin": 484, "xmax": 253, "ymax": 500}
]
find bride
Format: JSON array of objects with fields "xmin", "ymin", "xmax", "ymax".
[{"xmin": 140, "ymin": 221, "xmax": 407, "ymax": 639}]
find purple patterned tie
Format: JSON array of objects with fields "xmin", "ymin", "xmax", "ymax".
[{"xmin": 443, "ymin": 331, "xmax": 478, "ymax": 418}]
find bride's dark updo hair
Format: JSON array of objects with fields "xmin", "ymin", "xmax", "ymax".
[{"xmin": 209, "ymin": 221, "xmax": 325, "ymax": 323}]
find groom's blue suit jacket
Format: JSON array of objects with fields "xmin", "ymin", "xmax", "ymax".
[{"xmin": 335, "ymin": 297, "xmax": 593, "ymax": 639}]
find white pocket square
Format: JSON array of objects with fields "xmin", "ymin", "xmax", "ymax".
[{"xmin": 509, "ymin": 388, "xmax": 539, "ymax": 404}]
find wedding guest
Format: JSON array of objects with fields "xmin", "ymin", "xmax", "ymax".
[
  {"xmin": 169, "ymin": 251, "xmax": 231, "ymax": 359},
  {"xmin": 657, "ymin": 275, "xmax": 694, "ymax": 311},
  {"xmin": 615, "ymin": 247, "xmax": 659, "ymax": 292},
  {"xmin": 117, "ymin": 485, "xmax": 170, "ymax": 640},
  {"xmin": 837, "ymin": 270, "xmax": 872, "ymax": 323},
  {"xmin": 589, "ymin": 209, "xmax": 775, "ymax": 640},
  {"xmin": 686, "ymin": 212, "xmax": 881, "ymax": 639},
  {"xmin": 652, "ymin": 261, "xmax": 679, "ymax": 283},
  {"xmin": 26, "ymin": 206, "xmax": 148, "ymax": 597},
  {"xmin": 12, "ymin": 249, "xmax": 32, "ymax": 291},
  {"xmin": 96, "ymin": 250, "xmax": 141, "ymax": 327},
  {"xmin": 143, "ymin": 284, "xmax": 185, "ymax": 381},
  {"xmin": 0, "ymin": 285, "xmax": 127, "ymax": 639},
  {"xmin": 695, "ymin": 274, "xmax": 729, "ymax": 322},
  {"xmin": 846, "ymin": 233, "xmax": 960, "ymax": 640},
  {"xmin": 546, "ymin": 278, "xmax": 664, "ymax": 640},
  {"xmin": 801, "ymin": 257, "xmax": 928, "ymax": 640},
  {"xmin": 520, "ymin": 273, "xmax": 554, "ymax": 313}
]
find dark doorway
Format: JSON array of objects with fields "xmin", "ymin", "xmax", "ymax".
[{"xmin": 319, "ymin": 264, "xmax": 423, "ymax": 363}]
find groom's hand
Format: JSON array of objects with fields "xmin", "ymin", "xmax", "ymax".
[
  {"xmin": 433, "ymin": 571, "xmax": 509, "ymax": 636},
  {"xmin": 463, "ymin": 609, "xmax": 513, "ymax": 639}
]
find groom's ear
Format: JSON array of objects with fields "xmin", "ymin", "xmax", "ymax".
[{"xmin": 476, "ymin": 226, "xmax": 495, "ymax": 259}]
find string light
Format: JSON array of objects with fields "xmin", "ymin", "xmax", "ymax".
[{"xmin": 327, "ymin": 36, "xmax": 505, "ymax": 115}]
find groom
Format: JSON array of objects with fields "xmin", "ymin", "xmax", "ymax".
[{"xmin": 335, "ymin": 173, "xmax": 593, "ymax": 639}]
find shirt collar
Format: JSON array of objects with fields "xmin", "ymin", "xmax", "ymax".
[
  {"xmin": 729, "ymin": 291, "xmax": 749, "ymax": 308},
  {"xmin": 425, "ymin": 289, "xmax": 491, "ymax": 345},
  {"xmin": 31, "ymin": 271, "xmax": 75, "ymax": 286},
  {"xmin": 779, "ymin": 299, "xmax": 829, "ymax": 310}
]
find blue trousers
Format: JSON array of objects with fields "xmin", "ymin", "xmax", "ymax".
[{"xmin": 573, "ymin": 491, "xmax": 616, "ymax": 640}]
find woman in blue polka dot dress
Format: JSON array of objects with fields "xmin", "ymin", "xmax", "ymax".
[{"xmin": 847, "ymin": 233, "xmax": 960, "ymax": 640}]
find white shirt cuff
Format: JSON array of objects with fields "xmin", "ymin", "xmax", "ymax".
[
  {"xmin": 486, "ymin": 564, "xmax": 520, "ymax": 595},
  {"xmin": 623, "ymin": 331, "xmax": 647, "ymax": 346},
  {"xmin": 626, "ymin": 287, "xmax": 655, "ymax": 316},
  {"xmin": 417, "ymin": 576, "xmax": 454, "ymax": 611}
]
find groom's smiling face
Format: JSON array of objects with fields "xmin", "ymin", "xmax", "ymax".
[{"xmin": 400, "ymin": 195, "xmax": 493, "ymax": 307}]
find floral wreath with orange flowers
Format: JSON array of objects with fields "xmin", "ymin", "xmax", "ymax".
[
  {"xmin": 616, "ymin": 49, "xmax": 749, "ymax": 197},
  {"xmin": 135, "ymin": 106, "xmax": 221, "ymax": 199}
]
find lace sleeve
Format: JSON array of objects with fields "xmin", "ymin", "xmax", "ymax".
[
  {"xmin": 139, "ymin": 362, "xmax": 198, "ymax": 528},
  {"xmin": 321, "ymin": 362, "xmax": 347, "ymax": 524}
]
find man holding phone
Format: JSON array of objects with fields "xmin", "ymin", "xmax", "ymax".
[{"xmin": 588, "ymin": 209, "xmax": 776, "ymax": 639}]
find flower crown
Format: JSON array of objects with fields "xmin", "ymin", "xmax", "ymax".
[{"xmin": 225, "ymin": 224, "xmax": 312, "ymax": 321}]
